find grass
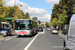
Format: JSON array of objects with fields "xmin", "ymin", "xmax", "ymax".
[{"xmin": 0, "ymin": 35, "xmax": 4, "ymax": 39}]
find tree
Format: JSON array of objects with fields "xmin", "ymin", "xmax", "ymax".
[
  {"xmin": 38, "ymin": 20, "xmax": 41, "ymax": 24},
  {"xmin": 9, "ymin": 7, "xmax": 14, "ymax": 17},
  {"xmin": 24, "ymin": 12, "xmax": 30, "ymax": 19},
  {"xmin": 57, "ymin": 14, "xmax": 68, "ymax": 26},
  {"xmin": 0, "ymin": 11, "xmax": 6, "ymax": 22},
  {"xmin": 0, "ymin": 0, "xmax": 6, "ymax": 22},
  {"xmin": 45, "ymin": 22, "xmax": 49, "ymax": 27},
  {"xmin": 12, "ymin": 6, "xmax": 24, "ymax": 21},
  {"xmin": 51, "ymin": 0, "xmax": 75, "ymax": 27},
  {"xmin": 50, "ymin": 18, "xmax": 57, "ymax": 27},
  {"xmin": 40, "ymin": 24, "xmax": 44, "ymax": 28},
  {"xmin": 32, "ymin": 17, "xmax": 38, "ymax": 21}
]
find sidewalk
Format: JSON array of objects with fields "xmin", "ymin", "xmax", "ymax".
[
  {"xmin": 58, "ymin": 33, "xmax": 67, "ymax": 39},
  {"xmin": 0, "ymin": 36, "xmax": 4, "ymax": 40},
  {"xmin": 0, "ymin": 33, "xmax": 15, "ymax": 40}
]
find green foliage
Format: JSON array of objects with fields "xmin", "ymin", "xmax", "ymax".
[
  {"xmin": 50, "ymin": 18, "xmax": 57, "ymax": 27},
  {"xmin": 38, "ymin": 24, "xmax": 44, "ymax": 28},
  {"xmin": 45, "ymin": 22, "xmax": 49, "ymax": 26},
  {"xmin": 40, "ymin": 24, "xmax": 44, "ymax": 28},
  {"xmin": 38, "ymin": 20, "xmax": 41, "ymax": 24},
  {"xmin": 57, "ymin": 14, "xmax": 68, "ymax": 26},
  {"xmin": 9, "ymin": 7, "xmax": 14, "ymax": 17},
  {"xmin": 24, "ymin": 12, "xmax": 30, "ymax": 19},
  {"xmin": 0, "ymin": 0, "xmax": 2, "ymax": 7},
  {"xmin": 0, "ymin": 0, "xmax": 31, "ymax": 22},
  {"xmin": 32, "ymin": 21, "xmax": 38, "ymax": 27},
  {"xmin": 0, "ymin": 12, "xmax": 6, "ymax": 22},
  {"xmin": 12, "ymin": 6, "xmax": 24, "ymax": 21},
  {"xmin": 51, "ymin": 0, "xmax": 75, "ymax": 26},
  {"xmin": 0, "ymin": 0, "xmax": 6, "ymax": 22},
  {"xmin": 32, "ymin": 17, "xmax": 38, "ymax": 21}
]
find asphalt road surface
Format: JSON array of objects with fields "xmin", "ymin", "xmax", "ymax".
[{"xmin": 0, "ymin": 29, "xmax": 64, "ymax": 50}]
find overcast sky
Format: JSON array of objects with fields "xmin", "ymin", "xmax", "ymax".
[{"xmin": 6, "ymin": 0, "xmax": 59, "ymax": 22}]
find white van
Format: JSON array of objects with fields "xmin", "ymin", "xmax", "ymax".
[{"xmin": 64, "ymin": 14, "xmax": 75, "ymax": 50}]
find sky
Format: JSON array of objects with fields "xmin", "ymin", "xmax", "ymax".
[{"xmin": 5, "ymin": 0, "xmax": 59, "ymax": 22}]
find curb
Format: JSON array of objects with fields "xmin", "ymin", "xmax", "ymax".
[{"xmin": 58, "ymin": 33, "xmax": 66, "ymax": 39}]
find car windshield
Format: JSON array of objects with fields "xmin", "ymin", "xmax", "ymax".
[
  {"xmin": 2, "ymin": 28, "xmax": 9, "ymax": 30},
  {"xmin": 53, "ymin": 29, "xmax": 57, "ymax": 30},
  {"xmin": 38, "ymin": 27, "xmax": 42, "ymax": 29}
]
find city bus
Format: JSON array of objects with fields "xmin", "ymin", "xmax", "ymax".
[{"xmin": 13, "ymin": 19, "xmax": 38, "ymax": 37}]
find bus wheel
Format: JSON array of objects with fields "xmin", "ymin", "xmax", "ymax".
[
  {"xmin": 34, "ymin": 30, "xmax": 37, "ymax": 34},
  {"xmin": 28, "ymin": 31, "xmax": 34, "ymax": 36},
  {"xmin": 34, "ymin": 30, "xmax": 36, "ymax": 34},
  {"xmin": 9, "ymin": 31, "xmax": 11, "ymax": 36}
]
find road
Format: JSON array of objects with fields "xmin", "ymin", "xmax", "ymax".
[{"xmin": 0, "ymin": 29, "xmax": 64, "ymax": 50}]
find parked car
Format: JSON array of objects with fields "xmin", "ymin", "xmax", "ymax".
[
  {"xmin": 0, "ymin": 27, "xmax": 12, "ymax": 36},
  {"xmin": 64, "ymin": 14, "xmax": 75, "ymax": 50},
  {"xmin": 51, "ymin": 28, "xmax": 58, "ymax": 34},
  {"xmin": 46, "ymin": 27, "xmax": 51, "ymax": 31},
  {"xmin": 38, "ymin": 26, "xmax": 43, "ymax": 31}
]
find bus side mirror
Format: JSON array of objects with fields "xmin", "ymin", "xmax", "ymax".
[{"xmin": 29, "ymin": 24, "xmax": 32, "ymax": 29}]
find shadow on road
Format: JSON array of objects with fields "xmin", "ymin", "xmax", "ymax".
[
  {"xmin": 51, "ymin": 33, "xmax": 58, "ymax": 35},
  {"xmin": 16, "ymin": 33, "xmax": 38, "ymax": 38}
]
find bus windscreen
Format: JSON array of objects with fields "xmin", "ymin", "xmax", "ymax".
[{"xmin": 15, "ymin": 20, "xmax": 30, "ymax": 30}]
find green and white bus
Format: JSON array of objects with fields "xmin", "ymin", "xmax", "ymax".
[{"xmin": 13, "ymin": 19, "xmax": 38, "ymax": 36}]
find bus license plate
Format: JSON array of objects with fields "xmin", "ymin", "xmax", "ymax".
[{"xmin": 18, "ymin": 31, "xmax": 27, "ymax": 34}]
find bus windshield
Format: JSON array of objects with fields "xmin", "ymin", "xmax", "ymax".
[{"xmin": 15, "ymin": 20, "xmax": 31, "ymax": 30}]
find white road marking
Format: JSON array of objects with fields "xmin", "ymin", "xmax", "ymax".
[
  {"xmin": 38, "ymin": 29, "xmax": 45, "ymax": 34},
  {"xmin": 38, "ymin": 32, "xmax": 44, "ymax": 34},
  {"xmin": 5, "ymin": 38, "xmax": 12, "ymax": 41},
  {"xmin": 24, "ymin": 29, "xmax": 45, "ymax": 50},
  {"xmin": 24, "ymin": 34, "xmax": 39, "ymax": 50}
]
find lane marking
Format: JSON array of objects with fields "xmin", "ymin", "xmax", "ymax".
[
  {"xmin": 5, "ymin": 38, "xmax": 12, "ymax": 41},
  {"xmin": 24, "ymin": 29, "xmax": 45, "ymax": 50},
  {"xmin": 24, "ymin": 34, "xmax": 39, "ymax": 50}
]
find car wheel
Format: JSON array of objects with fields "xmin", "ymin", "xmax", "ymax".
[
  {"xmin": 34, "ymin": 30, "xmax": 36, "ymax": 34},
  {"xmin": 63, "ymin": 41, "xmax": 70, "ymax": 50},
  {"xmin": 64, "ymin": 41, "xmax": 66, "ymax": 47},
  {"xmin": 6, "ymin": 32, "xmax": 8, "ymax": 36},
  {"xmin": 9, "ymin": 31, "xmax": 11, "ymax": 36},
  {"xmin": 63, "ymin": 41, "xmax": 66, "ymax": 50},
  {"xmin": 28, "ymin": 31, "xmax": 33, "ymax": 36},
  {"xmin": 65, "ymin": 49, "xmax": 69, "ymax": 50}
]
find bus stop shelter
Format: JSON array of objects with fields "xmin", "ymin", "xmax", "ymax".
[{"xmin": 6, "ymin": 18, "xmax": 13, "ymax": 24}]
